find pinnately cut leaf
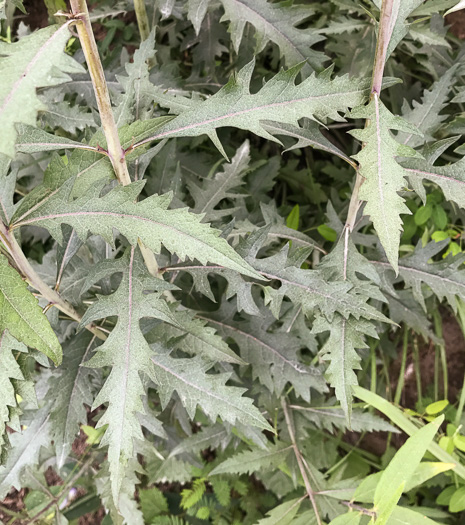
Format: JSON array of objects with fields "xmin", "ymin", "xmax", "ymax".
[
  {"xmin": 10, "ymin": 180, "xmax": 261, "ymax": 279},
  {"xmin": 79, "ymin": 248, "xmax": 181, "ymax": 502},
  {"xmin": 133, "ymin": 60, "xmax": 371, "ymax": 157},
  {"xmin": 0, "ymin": 23, "xmax": 83, "ymax": 158},
  {"xmin": 0, "ymin": 255, "xmax": 62, "ymax": 364},
  {"xmin": 349, "ymin": 95, "xmax": 422, "ymax": 272}
]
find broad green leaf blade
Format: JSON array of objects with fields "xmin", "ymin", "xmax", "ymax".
[
  {"xmin": 219, "ymin": 0, "xmax": 325, "ymax": 72},
  {"xmin": 133, "ymin": 61, "xmax": 371, "ymax": 156},
  {"xmin": 0, "ymin": 255, "xmax": 62, "ymax": 364},
  {"xmin": 11, "ymin": 180, "xmax": 261, "ymax": 279},
  {"xmin": 49, "ymin": 331, "xmax": 100, "ymax": 467},
  {"xmin": 349, "ymin": 95, "xmax": 422, "ymax": 272},
  {"xmin": 80, "ymin": 248, "xmax": 176, "ymax": 502},
  {"xmin": 0, "ymin": 24, "xmax": 83, "ymax": 158},
  {"xmin": 374, "ymin": 417, "xmax": 442, "ymax": 525},
  {"xmin": 210, "ymin": 442, "xmax": 292, "ymax": 475},
  {"xmin": 388, "ymin": 506, "xmax": 442, "ymax": 525},
  {"xmin": 353, "ymin": 386, "xmax": 465, "ymax": 480},
  {"xmin": 0, "ymin": 407, "xmax": 51, "ymax": 498},
  {"xmin": 150, "ymin": 351, "xmax": 272, "ymax": 432}
]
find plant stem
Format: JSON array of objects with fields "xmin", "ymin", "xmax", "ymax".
[
  {"xmin": 394, "ymin": 327, "xmax": 409, "ymax": 406},
  {"xmin": 281, "ymin": 399, "xmax": 322, "ymax": 525},
  {"xmin": 69, "ymin": 0, "xmax": 130, "ymax": 186},
  {"xmin": 344, "ymin": 0, "xmax": 394, "ymax": 231},
  {"xmin": 134, "ymin": 0, "xmax": 151, "ymax": 41},
  {"xmin": 70, "ymin": 0, "xmax": 159, "ymax": 275},
  {"xmin": 0, "ymin": 220, "xmax": 106, "ymax": 341}
]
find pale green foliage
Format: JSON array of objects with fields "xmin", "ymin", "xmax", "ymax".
[
  {"xmin": 0, "ymin": 255, "xmax": 62, "ymax": 364},
  {"xmin": 1, "ymin": 0, "xmax": 465, "ymax": 523},
  {"xmin": 218, "ymin": 0, "xmax": 325, "ymax": 72},
  {"xmin": 0, "ymin": 24, "xmax": 83, "ymax": 158},
  {"xmin": 349, "ymin": 96, "xmax": 422, "ymax": 271},
  {"xmin": 0, "ymin": 331, "xmax": 29, "ymax": 459},
  {"xmin": 80, "ymin": 248, "xmax": 180, "ymax": 501},
  {"xmin": 134, "ymin": 61, "xmax": 371, "ymax": 157},
  {"xmin": 210, "ymin": 442, "xmax": 292, "ymax": 475},
  {"xmin": 150, "ymin": 349, "xmax": 272, "ymax": 431},
  {"xmin": 10, "ymin": 179, "xmax": 260, "ymax": 278}
]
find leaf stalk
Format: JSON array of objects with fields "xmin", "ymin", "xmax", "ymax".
[{"xmin": 0, "ymin": 219, "xmax": 107, "ymax": 341}]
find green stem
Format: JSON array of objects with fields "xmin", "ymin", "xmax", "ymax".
[
  {"xmin": 70, "ymin": 0, "xmax": 159, "ymax": 276},
  {"xmin": 134, "ymin": 0, "xmax": 151, "ymax": 41},
  {"xmin": 412, "ymin": 335, "xmax": 423, "ymax": 409},
  {"xmin": 394, "ymin": 327, "xmax": 409, "ymax": 406},
  {"xmin": 433, "ymin": 310, "xmax": 448, "ymax": 399}
]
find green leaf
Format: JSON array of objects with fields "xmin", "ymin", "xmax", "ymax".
[
  {"xmin": 404, "ymin": 157, "xmax": 465, "ymax": 211},
  {"xmin": 150, "ymin": 349, "xmax": 272, "ymax": 432},
  {"xmin": 189, "ymin": 140, "xmax": 251, "ymax": 222},
  {"xmin": 398, "ymin": 66, "xmax": 457, "ymax": 148},
  {"xmin": 48, "ymin": 331, "xmax": 100, "ymax": 467},
  {"xmin": 388, "ymin": 506, "xmax": 443, "ymax": 525},
  {"xmin": 374, "ymin": 417, "xmax": 443, "ymax": 525},
  {"xmin": 0, "ymin": 24, "xmax": 83, "ymax": 158},
  {"xmin": 139, "ymin": 487, "xmax": 169, "ymax": 521},
  {"xmin": 449, "ymin": 486, "xmax": 465, "ymax": 512},
  {"xmin": 349, "ymin": 96, "xmax": 422, "ymax": 271},
  {"xmin": 79, "ymin": 248, "xmax": 176, "ymax": 502},
  {"xmin": 218, "ymin": 0, "xmax": 325, "ymax": 72},
  {"xmin": 425, "ymin": 400, "xmax": 449, "ymax": 415},
  {"xmin": 210, "ymin": 442, "xmax": 292, "ymax": 475},
  {"xmin": 202, "ymin": 302, "xmax": 327, "ymax": 401},
  {"xmin": 353, "ymin": 386, "xmax": 465, "ymax": 480},
  {"xmin": 257, "ymin": 497, "xmax": 304, "ymax": 525},
  {"xmin": 286, "ymin": 205, "xmax": 300, "ymax": 231},
  {"xmin": 0, "ymin": 407, "xmax": 51, "ymax": 499},
  {"xmin": 372, "ymin": 240, "xmax": 465, "ymax": 313},
  {"xmin": 0, "ymin": 331, "xmax": 30, "ymax": 459},
  {"xmin": 0, "ymin": 255, "xmax": 62, "ymax": 365},
  {"xmin": 445, "ymin": 0, "xmax": 465, "ymax": 15},
  {"xmin": 11, "ymin": 180, "xmax": 261, "ymax": 279},
  {"xmin": 133, "ymin": 61, "xmax": 371, "ymax": 157}
]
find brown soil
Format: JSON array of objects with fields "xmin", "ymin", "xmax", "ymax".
[{"xmin": 447, "ymin": 11, "xmax": 465, "ymax": 39}]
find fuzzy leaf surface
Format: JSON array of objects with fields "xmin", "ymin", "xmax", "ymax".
[
  {"xmin": 11, "ymin": 180, "xmax": 260, "ymax": 279},
  {"xmin": 133, "ymin": 61, "xmax": 371, "ymax": 156},
  {"xmin": 349, "ymin": 96, "xmax": 422, "ymax": 271},
  {"xmin": 0, "ymin": 255, "xmax": 62, "ymax": 364},
  {"xmin": 219, "ymin": 0, "xmax": 325, "ymax": 72},
  {"xmin": 150, "ymin": 351, "xmax": 272, "ymax": 432},
  {"xmin": 0, "ymin": 24, "xmax": 83, "ymax": 158}
]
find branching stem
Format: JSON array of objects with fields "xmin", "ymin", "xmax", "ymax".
[
  {"xmin": 281, "ymin": 399, "xmax": 322, "ymax": 525},
  {"xmin": 344, "ymin": 0, "xmax": 394, "ymax": 232}
]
